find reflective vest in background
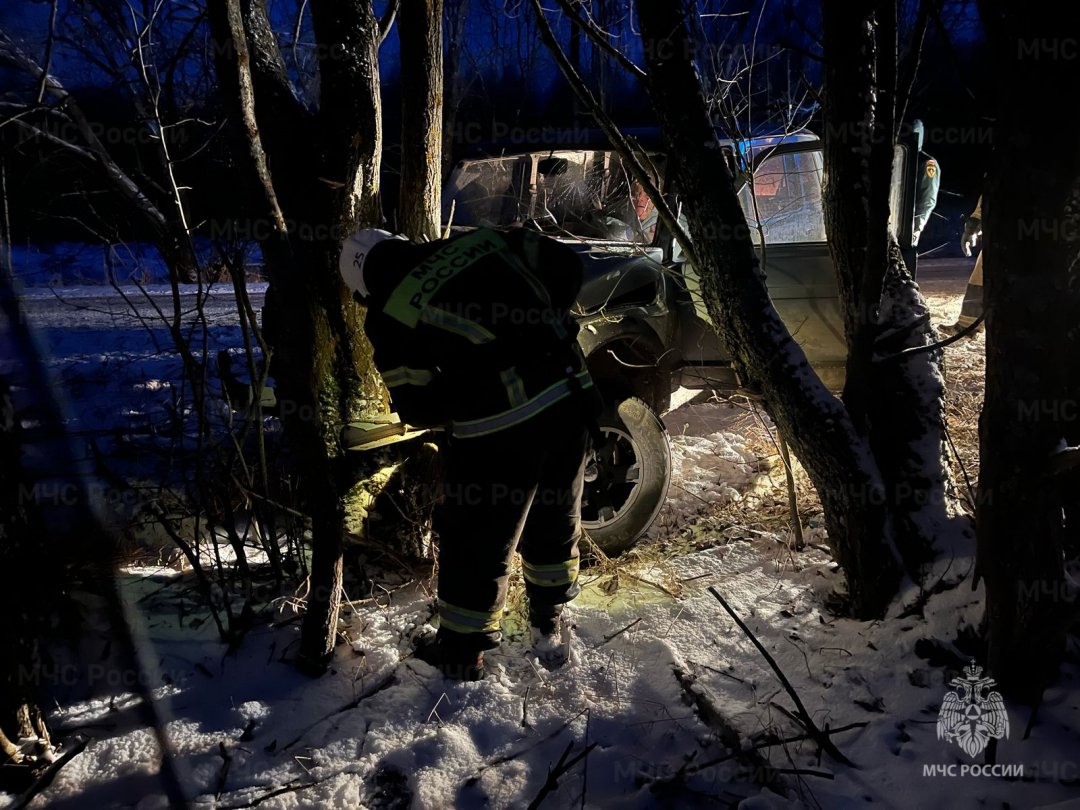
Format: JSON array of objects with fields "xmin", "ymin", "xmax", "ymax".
[{"xmin": 914, "ymin": 152, "xmax": 941, "ymax": 242}]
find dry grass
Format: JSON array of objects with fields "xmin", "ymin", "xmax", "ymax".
[{"xmin": 929, "ymin": 292, "xmax": 986, "ymax": 509}]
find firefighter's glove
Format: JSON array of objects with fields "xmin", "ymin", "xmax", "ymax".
[{"xmin": 961, "ymin": 216, "xmax": 982, "ymax": 257}]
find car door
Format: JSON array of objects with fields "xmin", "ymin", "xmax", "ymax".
[{"xmin": 673, "ymin": 138, "xmax": 912, "ymax": 392}]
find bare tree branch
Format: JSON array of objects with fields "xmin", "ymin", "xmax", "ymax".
[
  {"xmin": 0, "ymin": 32, "xmax": 173, "ymax": 237},
  {"xmin": 219, "ymin": 2, "xmax": 289, "ymax": 235},
  {"xmin": 36, "ymin": 0, "xmax": 60, "ymax": 104},
  {"xmin": 292, "ymin": 0, "xmax": 310, "ymax": 67},
  {"xmin": 550, "ymin": 0, "xmax": 645, "ymax": 79},
  {"xmin": 379, "ymin": 0, "xmax": 401, "ymax": 44},
  {"xmin": 897, "ymin": 0, "xmax": 935, "ymax": 128}
]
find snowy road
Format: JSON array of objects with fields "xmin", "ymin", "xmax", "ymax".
[
  {"xmin": 11, "ymin": 282, "xmax": 269, "ymax": 487},
  {"xmin": 17, "ymin": 282, "xmax": 267, "ymax": 331},
  {"xmin": 16, "ymin": 258, "xmax": 968, "ymax": 335}
]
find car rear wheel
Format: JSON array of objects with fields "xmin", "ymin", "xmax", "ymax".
[{"xmin": 581, "ymin": 397, "xmax": 672, "ymax": 555}]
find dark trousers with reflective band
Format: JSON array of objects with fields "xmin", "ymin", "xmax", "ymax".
[{"xmin": 434, "ymin": 397, "xmax": 587, "ymax": 652}]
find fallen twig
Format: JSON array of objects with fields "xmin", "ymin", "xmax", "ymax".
[
  {"xmin": 280, "ymin": 669, "xmax": 396, "ymax": 751},
  {"xmin": 687, "ymin": 721, "xmax": 867, "ymax": 775},
  {"xmin": 624, "ymin": 573, "xmax": 679, "ymax": 599},
  {"xmin": 707, "ymin": 586, "xmax": 857, "ymax": 767},
  {"xmin": 467, "ymin": 707, "xmax": 590, "ymax": 782},
  {"xmin": 427, "ymin": 693, "xmax": 449, "ymax": 724},
  {"xmin": 658, "ymin": 667, "xmax": 783, "ymax": 793},
  {"xmin": 773, "ymin": 767, "xmax": 834, "ymax": 780},
  {"xmin": 526, "ymin": 739, "xmax": 598, "ymax": 810},
  {"xmin": 686, "ymin": 659, "xmax": 752, "ymax": 687},
  {"xmin": 218, "ymin": 780, "xmax": 317, "ymax": 809},
  {"xmin": 597, "ymin": 617, "xmax": 642, "ymax": 647}
]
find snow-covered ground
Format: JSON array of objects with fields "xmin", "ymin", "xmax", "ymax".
[
  {"xmin": 7, "ymin": 262, "xmax": 1080, "ymax": 809},
  {"xmin": 31, "ymin": 506, "xmax": 1080, "ymax": 809}
]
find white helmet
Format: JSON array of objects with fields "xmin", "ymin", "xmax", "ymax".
[{"xmin": 339, "ymin": 229, "xmax": 402, "ymax": 297}]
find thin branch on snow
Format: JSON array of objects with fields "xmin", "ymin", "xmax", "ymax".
[
  {"xmin": 427, "ymin": 692, "xmax": 450, "ymax": 724},
  {"xmin": 597, "ymin": 617, "xmax": 642, "ymax": 647},
  {"xmin": 218, "ymin": 780, "xmax": 317, "ymax": 809},
  {"xmin": 525, "ymin": 738, "xmax": 597, "ymax": 810},
  {"xmin": 466, "ymin": 707, "xmax": 591, "ymax": 782},
  {"xmin": 707, "ymin": 586, "xmax": 857, "ymax": 767},
  {"xmin": 687, "ymin": 721, "xmax": 867, "ymax": 776},
  {"xmin": 279, "ymin": 670, "xmax": 397, "ymax": 751}
]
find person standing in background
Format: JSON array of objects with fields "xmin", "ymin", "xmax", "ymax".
[{"xmin": 939, "ymin": 196, "xmax": 984, "ymax": 338}]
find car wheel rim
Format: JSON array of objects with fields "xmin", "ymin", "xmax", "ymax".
[{"xmin": 581, "ymin": 425, "xmax": 643, "ymax": 528}]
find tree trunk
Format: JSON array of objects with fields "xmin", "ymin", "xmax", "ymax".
[
  {"xmin": 976, "ymin": 0, "xmax": 1079, "ymax": 700},
  {"xmin": 635, "ymin": 1, "xmax": 901, "ymax": 617},
  {"xmin": 398, "ymin": 0, "xmax": 444, "ymax": 240},
  {"xmin": 156, "ymin": 226, "xmax": 199, "ymax": 284},
  {"xmin": 308, "ymin": 0, "xmax": 387, "ymax": 424},
  {"xmin": 441, "ymin": 0, "xmax": 469, "ymax": 180},
  {"xmin": 821, "ymin": 0, "xmax": 952, "ymax": 575},
  {"xmin": 209, "ymin": 0, "xmax": 388, "ymax": 674}
]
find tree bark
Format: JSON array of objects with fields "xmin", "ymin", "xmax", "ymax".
[
  {"xmin": 398, "ymin": 0, "xmax": 443, "ymax": 240},
  {"xmin": 308, "ymin": 0, "xmax": 387, "ymax": 422},
  {"xmin": 976, "ymin": 0, "xmax": 1079, "ymax": 699},
  {"xmin": 211, "ymin": 0, "xmax": 336, "ymax": 675}
]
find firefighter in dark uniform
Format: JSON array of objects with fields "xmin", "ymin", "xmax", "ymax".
[{"xmin": 339, "ymin": 227, "xmax": 600, "ymax": 679}]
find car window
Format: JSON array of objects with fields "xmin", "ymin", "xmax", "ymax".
[
  {"xmin": 442, "ymin": 151, "xmax": 660, "ymax": 244},
  {"xmin": 441, "ymin": 156, "xmax": 530, "ymax": 228},
  {"xmin": 738, "ymin": 150, "xmax": 826, "ymax": 244}
]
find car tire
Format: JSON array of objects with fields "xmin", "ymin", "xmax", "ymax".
[{"xmin": 581, "ymin": 397, "xmax": 672, "ymax": 556}]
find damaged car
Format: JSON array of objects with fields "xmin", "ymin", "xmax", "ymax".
[{"xmin": 434, "ymin": 128, "xmax": 924, "ymax": 554}]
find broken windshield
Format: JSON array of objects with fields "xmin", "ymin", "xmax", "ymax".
[{"xmin": 442, "ymin": 151, "xmax": 660, "ymax": 244}]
